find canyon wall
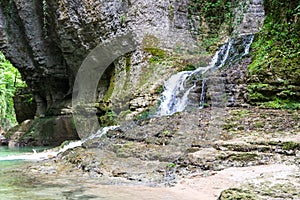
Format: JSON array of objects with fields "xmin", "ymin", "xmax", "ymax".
[{"xmin": 0, "ymin": 0, "xmax": 265, "ymax": 145}]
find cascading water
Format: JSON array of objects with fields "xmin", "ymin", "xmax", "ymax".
[
  {"xmin": 157, "ymin": 35, "xmax": 254, "ymax": 116},
  {"xmin": 199, "ymin": 79, "xmax": 206, "ymax": 109},
  {"xmin": 0, "ymin": 126, "xmax": 119, "ymax": 161}
]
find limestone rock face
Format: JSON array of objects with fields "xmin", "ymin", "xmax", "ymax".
[
  {"xmin": 7, "ymin": 116, "xmax": 79, "ymax": 147},
  {"xmin": 0, "ymin": 0, "xmax": 265, "ymax": 144},
  {"xmin": 7, "ymin": 119, "xmax": 33, "ymax": 147},
  {"xmin": 13, "ymin": 87, "xmax": 36, "ymax": 124},
  {"xmin": 0, "ymin": 0, "xmax": 193, "ymax": 115}
]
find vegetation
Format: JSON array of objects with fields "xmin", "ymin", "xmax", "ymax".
[
  {"xmin": 99, "ymin": 109, "xmax": 116, "ymax": 127},
  {"xmin": 248, "ymin": 0, "xmax": 300, "ymax": 109},
  {"xmin": 137, "ymin": 102, "xmax": 160, "ymax": 120},
  {"xmin": 188, "ymin": 0, "xmax": 244, "ymax": 51},
  {"xmin": 0, "ymin": 52, "xmax": 26, "ymax": 130},
  {"xmin": 282, "ymin": 141, "xmax": 300, "ymax": 151},
  {"xmin": 219, "ymin": 188, "xmax": 258, "ymax": 200}
]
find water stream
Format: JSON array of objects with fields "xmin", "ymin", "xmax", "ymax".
[
  {"xmin": 157, "ymin": 35, "xmax": 254, "ymax": 116},
  {"xmin": 0, "ymin": 132, "xmax": 187, "ymax": 200},
  {"xmin": 0, "ymin": 126, "xmax": 122, "ymax": 200}
]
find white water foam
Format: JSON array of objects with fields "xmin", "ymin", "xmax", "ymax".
[
  {"xmin": 157, "ymin": 35, "xmax": 254, "ymax": 116},
  {"xmin": 0, "ymin": 126, "xmax": 119, "ymax": 161}
]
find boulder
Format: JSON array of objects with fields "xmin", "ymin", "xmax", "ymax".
[{"xmin": 8, "ymin": 116, "xmax": 79, "ymax": 147}]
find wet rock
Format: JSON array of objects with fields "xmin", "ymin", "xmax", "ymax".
[
  {"xmin": 8, "ymin": 116, "xmax": 78, "ymax": 147},
  {"xmin": 13, "ymin": 87, "xmax": 36, "ymax": 124},
  {"xmin": 34, "ymin": 108, "xmax": 298, "ymax": 187},
  {"xmin": 0, "ymin": 134, "xmax": 7, "ymax": 145},
  {"xmin": 7, "ymin": 119, "xmax": 33, "ymax": 147}
]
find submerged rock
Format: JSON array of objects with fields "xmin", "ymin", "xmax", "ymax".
[{"xmin": 0, "ymin": 134, "xmax": 7, "ymax": 145}]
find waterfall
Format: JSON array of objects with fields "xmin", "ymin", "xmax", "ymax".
[
  {"xmin": 199, "ymin": 79, "xmax": 206, "ymax": 109},
  {"xmin": 157, "ymin": 35, "xmax": 254, "ymax": 116}
]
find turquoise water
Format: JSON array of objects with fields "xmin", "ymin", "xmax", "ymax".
[
  {"xmin": 0, "ymin": 146, "xmax": 45, "ymax": 168},
  {"xmin": 0, "ymin": 146, "xmax": 60, "ymax": 200},
  {"xmin": 0, "ymin": 146, "xmax": 47, "ymax": 157},
  {"xmin": 0, "ymin": 146, "xmax": 111, "ymax": 200},
  {"xmin": 0, "ymin": 147, "xmax": 186, "ymax": 200}
]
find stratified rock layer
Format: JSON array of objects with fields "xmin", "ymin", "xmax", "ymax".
[{"xmin": 0, "ymin": 0, "xmax": 264, "ymax": 144}]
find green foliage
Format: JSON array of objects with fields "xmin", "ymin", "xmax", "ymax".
[
  {"xmin": 99, "ymin": 109, "xmax": 116, "ymax": 127},
  {"xmin": 282, "ymin": 141, "xmax": 300, "ymax": 151},
  {"xmin": 137, "ymin": 109, "xmax": 153, "ymax": 120},
  {"xmin": 120, "ymin": 15, "xmax": 126, "ymax": 24},
  {"xmin": 136, "ymin": 101, "xmax": 160, "ymax": 120},
  {"xmin": 188, "ymin": 0, "xmax": 241, "ymax": 51},
  {"xmin": 125, "ymin": 55, "xmax": 131, "ymax": 73},
  {"xmin": 145, "ymin": 48, "xmax": 166, "ymax": 63},
  {"xmin": 0, "ymin": 52, "xmax": 26, "ymax": 130},
  {"xmin": 167, "ymin": 163, "xmax": 176, "ymax": 168},
  {"xmin": 258, "ymin": 99, "xmax": 300, "ymax": 110},
  {"xmin": 154, "ymin": 85, "xmax": 164, "ymax": 95},
  {"xmin": 180, "ymin": 64, "xmax": 196, "ymax": 72},
  {"xmin": 248, "ymin": 0, "xmax": 300, "ymax": 109},
  {"xmin": 168, "ymin": 4, "xmax": 174, "ymax": 21}
]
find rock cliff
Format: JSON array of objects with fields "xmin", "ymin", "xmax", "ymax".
[{"xmin": 0, "ymin": 0, "xmax": 264, "ymax": 145}]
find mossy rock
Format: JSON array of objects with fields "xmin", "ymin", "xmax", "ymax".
[
  {"xmin": 19, "ymin": 116, "xmax": 79, "ymax": 146},
  {"xmin": 218, "ymin": 188, "xmax": 258, "ymax": 200},
  {"xmin": 219, "ymin": 153, "xmax": 258, "ymax": 162},
  {"xmin": 282, "ymin": 141, "xmax": 300, "ymax": 151},
  {"xmin": 247, "ymin": 0, "xmax": 300, "ymax": 109}
]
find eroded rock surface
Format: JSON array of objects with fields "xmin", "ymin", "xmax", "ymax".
[
  {"xmin": 27, "ymin": 108, "xmax": 300, "ymax": 199},
  {"xmin": 0, "ymin": 0, "xmax": 265, "ymax": 144}
]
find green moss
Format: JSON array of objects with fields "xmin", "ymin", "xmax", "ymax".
[
  {"xmin": 222, "ymin": 123, "xmax": 235, "ymax": 131},
  {"xmin": 102, "ymin": 72, "xmax": 115, "ymax": 102},
  {"xmin": 219, "ymin": 188, "xmax": 258, "ymax": 200},
  {"xmin": 142, "ymin": 34, "xmax": 165, "ymax": 63},
  {"xmin": 120, "ymin": 15, "xmax": 126, "ymax": 24},
  {"xmin": 154, "ymin": 85, "xmax": 164, "ymax": 94},
  {"xmin": 167, "ymin": 163, "xmax": 176, "ymax": 168},
  {"xmin": 257, "ymin": 99, "xmax": 300, "ymax": 110},
  {"xmin": 282, "ymin": 141, "xmax": 300, "ymax": 151},
  {"xmin": 227, "ymin": 153, "xmax": 258, "ymax": 161},
  {"xmin": 123, "ymin": 141, "xmax": 135, "ymax": 148},
  {"xmin": 188, "ymin": 0, "xmax": 242, "ymax": 51},
  {"xmin": 231, "ymin": 109, "xmax": 250, "ymax": 118},
  {"xmin": 137, "ymin": 109, "xmax": 153, "ymax": 120},
  {"xmin": 258, "ymin": 182, "xmax": 299, "ymax": 198},
  {"xmin": 125, "ymin": 55, "xmax": 131, "ymax": 73},
  {"xmin": 168, "ymin": 5, "xmax": 174, "ymax": 21},
  {"xmin": 99, "ymin": 109, "xmax": 116, "ymax": 127},
  {"xmin": 145, "ymin": 48, "xmax": 165, "ymax": 63},
  {"xmin": 254, "ymin": 121, "xmax": 264, "ymax": 128},
  {"xmin": 118, "ymin": 109, "xmax": 132, "ymax": 120},
  {"xmin": 248, "ymin": 0, "xmax": 300, "ymax": 109},
  {"xmin": 180, "ymin": 64, "xmax": 196, "ymax": 71},
  {"xmin": 136, "ymin": 101, "xmax": 160, "ymax": 120},
  {"xmin": 142, "ymin": 34, "xmax": 159, "ymax": 49}
]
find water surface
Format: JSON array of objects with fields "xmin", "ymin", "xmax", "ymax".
[{"xmin": 0, "ymin": 146, "xmax": 186, "ymax": 200}]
